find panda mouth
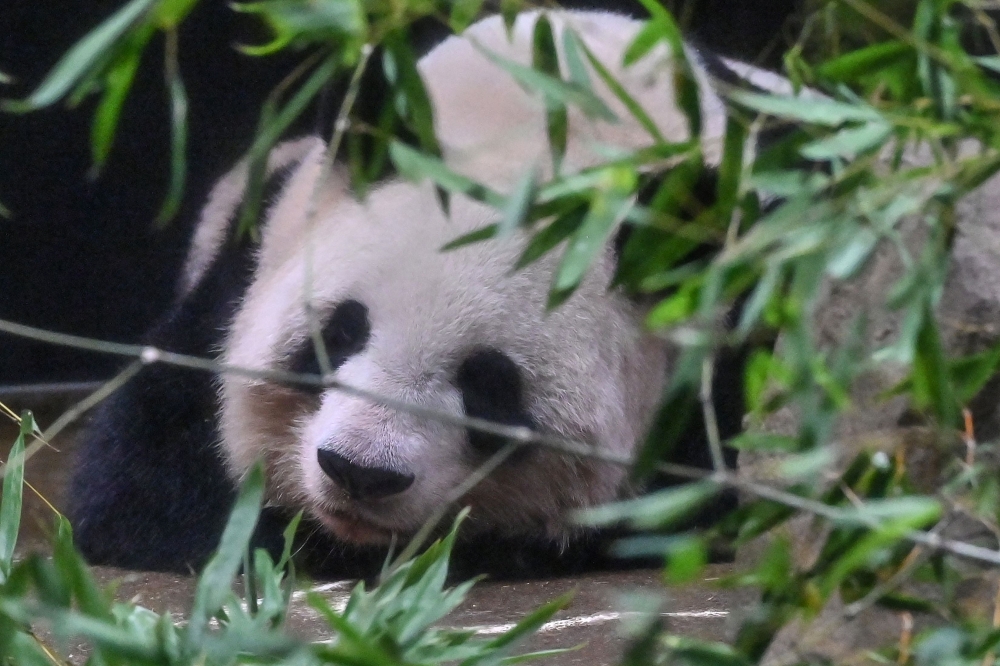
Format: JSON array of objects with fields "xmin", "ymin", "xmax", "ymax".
[{"xmin": 314, "ymin": 507, "xmax": 398, "ymax": 545}]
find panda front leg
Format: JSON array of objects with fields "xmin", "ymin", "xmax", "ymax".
[
  {"xmin": 68, "ymin": 210, "xmax": 264, "ymax": 572},
  {"xmin": 69, "ymin": 361, "xmax": 238, "ymax": 572}
]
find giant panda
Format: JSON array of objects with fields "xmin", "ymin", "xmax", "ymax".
[{"xmin": 69, "ymin": 9, "xmax": 793, "ymax": 577}]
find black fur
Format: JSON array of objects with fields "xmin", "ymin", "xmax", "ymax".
[
  {"xmin": 456, "ymin": 349, "xmax": 536, "ymax": 457},
  {"xmin": 70, "ymin": 231, "xmax": 256, "ymax": 571},
  {"xmin": 286, "ymin": 299, "xmax": 371, "ymax": 385},
  {"xmin": 69, "ymin": 163, "xmax": 300, "ymax": 572}
]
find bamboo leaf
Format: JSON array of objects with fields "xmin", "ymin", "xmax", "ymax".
[
  {"xmin": 533, "ymin": 14, "xmax": 566, "ymax": 171},
  {"xmin": 390, "ymin": 141, "xmax": 504, "ymax": 207},
  {"xmin": 799, "ymin": 121, "xmax": 892, "ymax": 160},
  {"xmin": 0, "ymin": 412, "xmax": 31, "ymax": 583},
  {"xmin": 498, "ymin": 167, "xmax": 538, "ymax": 237},
  {"xmin": 2, "ymin": 0, "xmax": 156, "ymax": 112},
  {"xmin": 450, "ymin": 0, "xmax": 485, "ymax": 33},
  {"xmin": 579, "ymin": 37, "xmax": 666, "ymax": 144},
  {"xmin": 728, "ymin": 90, "xmax": 882, "ymax": 125},
  {"xmin": 90, "ymin": 26, "xmax": 153, "ymax": 171},
  {"xmin": 817, "ymin": 41, "xmax": 911, "ymax": 82},
  {"xmin": 575, "ymin": 481, "xmax": 719, "ymax": 529},
  {"xmin": 186, "ymin": 463, "xmax": 265, "ymax": 648},
  {"xmin": 156, "ymin": 29, "xmax": 188, "ymax": 224},
  {"xmin": 473, "ymin": 40, "xmax": 615, "ymax": 121},
  {"xmin": 911, "ymin": 302, "xmax": 960, "ymax": 426}
]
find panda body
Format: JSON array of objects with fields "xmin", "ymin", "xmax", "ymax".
[{"xmin": 70, "ymin": 9, "xmax": 783, "ymax": 575}]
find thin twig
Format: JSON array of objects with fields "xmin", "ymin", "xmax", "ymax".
[
  {"xmin": 699, "ymin": 355, "xmax": 726, "ymax": 471},
  {"xmin": 302, "ymin": 44, "xmax": 374, "ymax": 376},
  {"xmin": 19, "ymin": 361, "xmax": 143, "ymax": 471},
  {"xmin": 5, "ymin": 317, "xmax": 1000, "ymax": 568}
]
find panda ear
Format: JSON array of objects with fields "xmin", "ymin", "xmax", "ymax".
[{"xmin": 612, "ymin": 167, "xmax": 721, "ymax": 306}]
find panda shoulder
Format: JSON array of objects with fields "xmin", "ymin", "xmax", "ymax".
[{"xmin": 178, "ymin": 135, "xmax": 326, "ymax": 297}]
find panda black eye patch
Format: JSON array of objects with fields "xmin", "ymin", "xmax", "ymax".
[
  {"xmin": 456, "ymin": 348, "xmax": 535, "ymax": 456},
  {"xmin": 286, "ymin": 299, "xmax": 370, "ymax": 391}
]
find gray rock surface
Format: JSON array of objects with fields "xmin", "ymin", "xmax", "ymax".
[{"xmin": 743, "ymin": 170, "xmax": 1000, "ymax": 666}]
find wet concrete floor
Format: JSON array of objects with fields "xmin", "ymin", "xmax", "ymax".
[{"xmin": 0, "ymin": 395, "xmax": 754, "ymax": 664}]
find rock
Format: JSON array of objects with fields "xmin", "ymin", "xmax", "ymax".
[{"xmin": 738, "ymin": 170, "xmax": 1000, "ymax": 666}]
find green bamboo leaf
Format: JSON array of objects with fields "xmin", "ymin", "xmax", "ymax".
[
  {"xmin": 499, "ymin": 0, "xmax": 523, "ymax": 37},
  {"xmin": 579, "ymin": 38, "xmax": 665, "ymax": 144},
  {"xmin": 0, "ymin": 412, "xmax": 31, "ymax": 583},
  {"xmin": 737, "ymin": 264, "xmax": 781, "ymax": 336},
  {"xmin": 156, "ymin": 29, "xmax": 188, "ymax": 224},
  {"xmin": 514, "ymin": 205, "xmax": 585, "ymax": 270},
  {"xmin": 442, "ymin": 224, "xmax": 499, "ymax": 251},
  {"xmin": 668, "ymin": 639, "xmax": 751, "ymax": 666},
  {"xmin": 631, "ymin": 381, "xmax": 697, "ymax": 482},
  {"xmin": 475, "ymin": 592, "xmax": 573, "ymax": 654},
  {"xmin": 575, "ymin": 481, "xmax": 719, "ymax": 529},
  {"xmin": 155, "ymin": 0, "xmax": 200, "ymax": 28},
  {"xmin": 646, "ymin": 280, "xmax": 700, "ymax": 328},
  {"xmin": 1, "ymin": 0, "xmax": 156, "ymax": 112},
  {"xmin": 624, "ymin": 0, "xmax": 699, "ymax": 138},
  {"xmin": 240, "ymin": 53, "xmax": 340, "ymax": 233},
  {"xmin": 90, "ymin": 26, "xmax": 154, "ymax": 171},
  {"xmin": 826, "ymin": 225, "xmax": 877, "ymax": 279},
  {"xmin": 663, "ymin": 535, "xmax": 707, "ymax": 584},
  {"xmin": 975, "ymin": 55, "xmax": 1000, "ymax": 75},
  {"xmin": 449, "ymin": 0, "xmax": 484, "ymax": 33},
  {"xmin": 389, "ymin": 141, "xmax": 504, "ymax": 207},
  {"xmin": 715, "ymin": 115, "xmax": 745, "ymax": 213},
  {"xmin": 277, "ymin": 510, "xmax": 302, "ymax": 570},
  {"xmin": 186, "ymin": 463, "xmax": 265, "ymax": 648},
  {"xmin": 623, "ymin": 18, "xmax": 665, "ymax": 67},
  {"xmin": 561, "ymin": 28, "xmax": 591, "ymax": 90},
  {"xmin": 385, "ymin": 33, "xmax": 441, "ymax": 158},
  {"xmin": 883, "ymin": 337, "xmax": 1000, "ymax": 406},
  {"xmin": 628, "ymin": 0, "xmax": 684, "ymax": 60},
  {"xmin": 799, "ymin": 122, "xmax": 892, "ymax": 161},
  {"xmin": 533, "ymin": 15, "xmax": 566, "ymax": 171},
  {"xmin": 951, "ymin": 340, "xmax": 1000, "ymax": 404},
  {"xmin": 498, "ymin": 167, "xmax": 538, "ymax": 237},
  {"xmin": 51, "ymin": 517, "xmax": 112, "ymax": 619},
  {"xmin": 821, "ymin": 497, "xmax": 941, "ymax": 596},
  {"xmin": 5, "ymin": 632, "xmax": 52, "ymax": 666},
  {"xmin": 233, "ymin": 0, "xmax": 366, "ymax": 56},
  {"xmin": 43, "ymin": 608, "xmax": 163, "ymax": 661},
  {"xmin": 728, "ymin": 90, "xmax": 882, "ymax": 125},
  {"xmin": 473, "ymin": 41, "xmax": 615, "ymax": 121},
  {"xmin": 500, "ymin": 647, "xmax": 578, "ymax": 664},
  {"xmin": 912, "ymin": 302, "xmax": 960, "ymax": 426},
  {"xmin": 817, "ymin": 40, "xmax": 911, "ymax": 82},
  {"xmin": 549, "ymin": 204, "xmax": 621, "ymax": 306},
  {"xmin": 552, "ymin": 168, "xmax": 635, "ymax": 302}
]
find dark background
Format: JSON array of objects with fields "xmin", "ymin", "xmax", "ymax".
[{"xmin": 0, "ymin": 0, "xmax": 798, "ymax": 385}]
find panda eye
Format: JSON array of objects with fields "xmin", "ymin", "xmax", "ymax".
[
  {"xmin": 286, "ymin": 299, "xmax": 370, "ymax": 390},
  {"xmin": 456, "ymin": 348, "xmax": 535, "ymax": 456}
]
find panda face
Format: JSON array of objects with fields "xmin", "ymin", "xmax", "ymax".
[
  {"xmin": 220, "ymin": 173, "xmax": 669, "ymax": 543},
  {"xmin": 217, "ymin": 9, "xmax": 735, "ymax": 545}
]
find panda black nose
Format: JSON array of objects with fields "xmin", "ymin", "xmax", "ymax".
[{"xmin": 316, "ymin": 449, "xmax": 415, "ymax": 501}]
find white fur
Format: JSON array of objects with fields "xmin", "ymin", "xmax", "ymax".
[
  {"xmin": 216, "ymin": 10, "xmax": 752, "ymax": 544},
  {"xmin": 179, "ymin": 136, "xmax": 323, "ymax": 297}
]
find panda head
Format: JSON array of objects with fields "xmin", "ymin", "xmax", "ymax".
[{"xmin": 218, "ymin": 10, "xmax": 741, "ymax": 545}]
